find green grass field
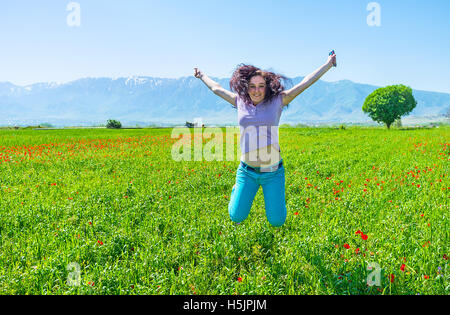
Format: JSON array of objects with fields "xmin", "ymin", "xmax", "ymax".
[{"xmin": 0, "ymin": 126, "xmax": 448, "ymax": 295}]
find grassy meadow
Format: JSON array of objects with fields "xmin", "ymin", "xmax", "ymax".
[{"xmin": 0, "ymin": 126, "xmax": 448, "ymax": 295}]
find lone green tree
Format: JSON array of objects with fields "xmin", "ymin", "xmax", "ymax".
[
  {"xmin": 362, "ymin": 85, "xmax": 417, "ymax": 129},
  {"xmin": 106, "ymin": 119, "xmax": 122, "ymax": 129}
]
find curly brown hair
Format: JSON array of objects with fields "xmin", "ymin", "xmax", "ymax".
[{"xmin": 229, "ymin": 64, "xmax": 291, "ymax": 108}]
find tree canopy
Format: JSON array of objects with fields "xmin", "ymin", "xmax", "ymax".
[
  {"xmin": 363, "ymin": 85, "xmax": 417, "ymax": 129},
  {"xmin": 106, "ymin": 119, "xmax": 122, "ymax": 129}
]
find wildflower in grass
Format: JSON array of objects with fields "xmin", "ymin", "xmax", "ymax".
[
  {"xmin": 237, "ymin": 277, "xmax": 243, "ymax": 282},
  {"xmin": 294, "ymin": 212, "xmax": 299, "ymax": 215},
  {"xmin": 343, "ymin": 244, "xmax": 350, "ymax": 249},
  {"xmin": 424, "ymin": 275, "xmax": 429, "ymax": 279},
  {"xmin": 355, "ymin": 230, "xmax": 362, "ymax": 235},
  {"xmin": 390, "ymin": 274, "xmax": 395, "ymax": 283},
  {"xmin": 400, "ymin": 264, "xmax": 406, "ymax": 272},
  {"xmin": 361, "ymin": 234, "xmax": 368, "ymax": 240},
  {"xmin": 97, "ymin": 240, "xmax": 103, "ymax": 246}
]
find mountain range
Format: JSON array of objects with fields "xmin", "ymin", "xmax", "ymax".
[{"xmin": 0, "ymin": 76, "xmax": 449, "ymax": 127}]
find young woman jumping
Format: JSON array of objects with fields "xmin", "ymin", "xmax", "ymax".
[{"xmin": 194, "ymin": 51, "xmax": 337, "ymax": 227}]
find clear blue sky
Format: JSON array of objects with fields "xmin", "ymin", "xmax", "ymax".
[{"xmin": 0, "ymin": 0, "xmax": 449, "ymax": 93}]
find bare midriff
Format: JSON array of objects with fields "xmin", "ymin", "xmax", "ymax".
[{"xmin": 241, "ymin": 143, "xmax": 282, "ymax": 168}]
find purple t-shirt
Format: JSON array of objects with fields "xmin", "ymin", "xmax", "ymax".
[{"xmin": 236, "ymin": 94, "xmax": 284, "ymax": 154}]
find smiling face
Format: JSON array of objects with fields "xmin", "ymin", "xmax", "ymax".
[{"xmin": 248, "ymin": 75, "xmax": 266, "ymax": 105}]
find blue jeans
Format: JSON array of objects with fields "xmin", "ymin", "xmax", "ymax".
[{"xmin": 228, "ymin": 160, "xmax": 287, "ymax": 227}]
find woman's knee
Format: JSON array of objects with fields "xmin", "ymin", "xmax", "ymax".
[
  {"xmin": 228, "ymin": 202, "xmax": 250, "ymax": 223},
  {"xmin": 268, "ymin": 215, "xmax": 286, "ymax": 227},
  {"xmin": 266, "ymin": 206, "xmax": 287, "ymax": 227}
]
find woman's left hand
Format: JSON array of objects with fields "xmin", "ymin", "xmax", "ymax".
[{"xmin": 327, "ymin": 52, "xmax": 337, "ymax": 67}]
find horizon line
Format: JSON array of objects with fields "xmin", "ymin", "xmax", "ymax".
[{"xmin": 1, "ymin": 76, "xmax": 450, "ymax": 95}]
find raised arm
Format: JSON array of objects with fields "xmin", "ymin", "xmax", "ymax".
[
  {"xmin": 194, "ymin": 68, "xmax": 237, "ymax": 106},
  {"xmin": 281, "ymin": 52, "xmax": 337, "ymax": 106}
]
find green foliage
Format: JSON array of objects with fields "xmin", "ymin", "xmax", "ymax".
[
  {"xmin": 362, "ymin": 85, "xmax": 417, "ymax": 129},
  {"xmin": 0, "ymin": 127, "xmax": 448, "ymax": 295},
  {"xmin": 106, "ymin": 119, "xmax": 122, "ymax": 129}
]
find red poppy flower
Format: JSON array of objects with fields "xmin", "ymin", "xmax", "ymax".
[
  {"xmin": 97, "ymin": 240, "xmax": 103, "ymax": 245},
  {"xmin": 390, "ymin": 274, "xmax": 395, "ymax": 283},
  {"xmin": 361, "ymin": 234, "xmax": 368, "ymax": 240},
  {"xmin": 343, "ymin": 244, "xmax": 350, "ymax": 249},
  {"xmin": 237, "ymin": 277, "xmax": 243, "ymax": 282},
  {"xmin": 400, "ymin": 264, "xmax": 406, "ymax": 272}
]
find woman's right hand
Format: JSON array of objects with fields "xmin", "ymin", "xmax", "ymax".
[{"xmin": 194, "ymin": 68, "xmax": 203, "ymax": 79}]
